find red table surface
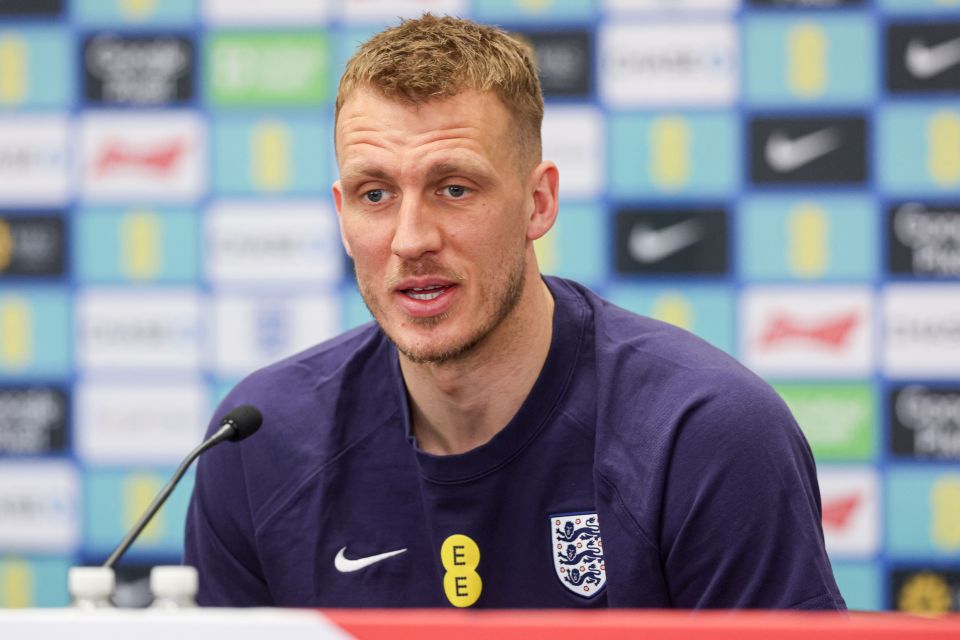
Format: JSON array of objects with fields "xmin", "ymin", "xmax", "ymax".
[{"xmin": 322, "ymin": 609, "xmax": 960, "ymax": 640}]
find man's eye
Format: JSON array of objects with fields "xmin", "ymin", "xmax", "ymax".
[
  {"xmin": 363, "ymin": 189, "xmax": 384, "ymax": 203},
  {"xmin": 443, "ymin": 185, "xmax": 468, "ymax": 198}
]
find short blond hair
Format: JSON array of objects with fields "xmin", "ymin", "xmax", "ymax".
[{"xmin": 335, "ymin": 14, "xmax": 543, "ymax": 168}]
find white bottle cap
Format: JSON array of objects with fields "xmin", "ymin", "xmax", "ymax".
[
  {"xmin": 150, "ymin": 565, "xmax": 199, "ymax": 599},
  {"xmin": 68, "ymin": 566, "xmax": 115, "ymax": 599}
]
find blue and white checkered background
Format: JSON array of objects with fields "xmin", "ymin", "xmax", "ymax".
[{"xmin": 1, "ymin": 0, "xmax": 959, "ymax": 611}]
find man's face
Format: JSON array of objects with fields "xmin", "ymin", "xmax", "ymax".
[{"xmin": 333, "ymin": 89, "xmax": 537, "ymax": 364}]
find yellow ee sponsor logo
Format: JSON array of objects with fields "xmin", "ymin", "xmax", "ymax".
[
  {"xmin": 0, "ymin": 558, "xmax": 34, "ymax": 608},
  {"xmin": 0, "ymin": 296, "xmax": 32, "ymax": 371},
  {"xmin": 0, "ymin": 34, "xmax": 27, "ymax": 105},
  {"xmin": 650, "ymin": 117, "xmax": 691, "ymax": 191},
  {"xmin": 124, "ymin": 474, "xmax": 164, "ymax": 542},
  {"xmin": 440, "ymin": 534, "xmax": 481, "ymax": 608},
  {"xmin": 251, "ymin": 120, "xmax": 292, "ymax": 192},
  {"xmin": 787, "ymin": 22, "xmax": 827, "ymax": 100},
  {"xmin": 931, "ymin": 475, "xmax": 960, "ymax": 552},
  {"xmin": 787, "ymin": 202, "xmax": 829, "ymax": 278},
  {"xmin": 898, "ymin": 572, "xmax": 952, "ymax": 614},
  {"xmin": 927, "ymin": 111, "xmax": 960, "ymax": 188},
  {"xmin": 121, "ymin": 210, "xmax": 162, "ymax": 280}
]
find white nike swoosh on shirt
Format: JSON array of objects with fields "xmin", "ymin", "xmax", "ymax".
[
  {"xmin": 628, "ymin": 217, "xmax": 704, "ymax": 263},
  {"xmin": 765, "ymin": 128, "xmax": 841, "ymax": 173},
  {"xmin": 334, "ymin": 546, "xmax": 407, "ymax": 573},
  {"xmin": 906, "ymin": 36, "xmax": 960, "ymax": 79}
]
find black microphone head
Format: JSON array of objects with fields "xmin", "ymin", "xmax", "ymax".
[{"xmin": 219, "ymin": 405, "xmax": 263, "ymax": 442}]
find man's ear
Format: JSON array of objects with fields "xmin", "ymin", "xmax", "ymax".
[
  {"xmin": 525, "ymin": 161, "xmax": 559, "ymax": 242},
  {"xmin": 332, "ymin": 180, "xmax": 353, "ymax": 258}
]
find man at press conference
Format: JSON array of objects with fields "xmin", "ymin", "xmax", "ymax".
[{"xmin": 184, "ymin": 14, "xmax": 846, "ymax": 610}]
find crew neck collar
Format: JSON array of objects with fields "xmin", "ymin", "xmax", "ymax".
[{"xmin": 388, "ymin": 276, "xmax": 587, "ymax": 484}]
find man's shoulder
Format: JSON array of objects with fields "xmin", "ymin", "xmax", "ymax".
[
  {"xmin": 554, "ymin": 277, "xmax": 800, "ymax": 465},
  {"xmin": 212, "ymin": 321, "xmax": 396, "ymax": 462},
  {"xmin": 253, "ymin": 321, "xmax": 385, "ymax": 382},
  {"xmin": 203, "ymin": 321, "xmax": 400, "ymax": 525},
  {"xmin": 549, "ymin": 276, "xmax": 752, "ymax": 387}
]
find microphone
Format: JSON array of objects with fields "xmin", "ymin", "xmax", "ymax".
[{"xmin": 102, "ymin": 405, "xmax": 263, "ymax": 569}]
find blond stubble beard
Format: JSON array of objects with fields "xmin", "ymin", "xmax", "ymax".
[{"xmin": 357, "ymin": 246, "xmax": 527, "ymax": 365}]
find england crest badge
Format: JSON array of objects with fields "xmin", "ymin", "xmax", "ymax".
[{"xmin": 550, "ymin": 512, "xmax": 606, "ymax": 598}]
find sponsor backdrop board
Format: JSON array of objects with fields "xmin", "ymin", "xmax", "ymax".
[{"xmin": 0, "ymin": 0, "xmax": 958, "ymax": 614}]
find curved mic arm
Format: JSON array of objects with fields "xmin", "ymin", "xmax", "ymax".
[{"xmin": 102, "ymin": 423, "xmax": 234, "ymax": 569}]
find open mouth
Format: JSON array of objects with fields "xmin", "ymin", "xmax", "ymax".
[{"xmin": 402, "ymin": 284, "xmax": 452, "ymax": 301}]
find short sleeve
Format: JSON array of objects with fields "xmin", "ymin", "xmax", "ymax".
[
  {"xmin": 659, "ymin": 381, "xmax": 846, "ymax": 610},
  {"xmin": 183, "ymin": 406, "xmax": 273, "ymax": 607}
]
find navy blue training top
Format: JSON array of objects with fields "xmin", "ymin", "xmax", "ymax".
[{"xmin": 184, "ymin": 276, "xmax": 846, "ymax": 610}]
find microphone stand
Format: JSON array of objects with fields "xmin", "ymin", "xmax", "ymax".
[{"xmin": 102, "ymin": 423, "xmax": 235, "ymax": 569}]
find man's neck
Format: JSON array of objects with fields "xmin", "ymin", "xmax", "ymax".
[{"xmin": 399, "ymin": 275, "xmax": 555, "ymax": 455}]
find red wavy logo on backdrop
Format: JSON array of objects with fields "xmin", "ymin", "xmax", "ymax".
[
  {"xmin": 760, "ymin": 311, "xmax": 860, "ymax": 350},
  {"xmin": 822, "ymin": 493, "xmax": 862, "ymax": 530},
  {"xmin": 94, "ymin": 138, "xmax": 187, "ymax": 176}
]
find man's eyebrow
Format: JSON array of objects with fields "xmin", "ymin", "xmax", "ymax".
[
  {"xmin": 424, "ymin": 160, "xmax": 490, "ymax": 183},
  {"xmin": 339, "ymin": 165, "xmax": 391, "ymax": 182},
  {"xmin": 341, "ymin": 160, "xmax": 494, "ymax": 184}
]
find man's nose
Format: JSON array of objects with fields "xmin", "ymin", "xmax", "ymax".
[{"xmin": 391, "ymin": 194, "xmax": 442, "ymax": 260}]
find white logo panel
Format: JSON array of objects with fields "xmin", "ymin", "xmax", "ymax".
[
  {"xmin": 740, "ymin": 287, "xmax": 874, "ymax": 377},
  {"xmin": 76, "ymin": 288, "xmax": 203, "ymax": 371},
  {"xmin": 205, "ymin": 200, "xmax": 343, "ymax": 285},
  {"xmin": 600, "ymin": 22, "xmax": 738, "ymax": 107},
  {"xmin": 211, "ymin": 294, "xmax": 340, "ymax": 378},
  {"xmin": 0, "ymin": 116, "xmax": 70, "ymax": 206},
  {"xmin": 202, "ymin": 0, "xmax": 333, "ymax": 24},
  {"xmin": 884, "ymin": 284, "xmax": 960, "ymax": 378},
  {"xmin": 542, "ymin": 106, "xmax": 604, "ymax": 200},
  {"xmin": 75, "ymin": 381, "xmax": 209, "ymax": 465},
  {"xmin": 818, "ymin": 466, "xmax": 880, "ymax": 558},
  {"xmin": 79, "ymin": 111, "xmax": 206, "ymax": 202},
  {"xmin": 0, "ymin": 461, "xmax": 79, "ymax": 552}
]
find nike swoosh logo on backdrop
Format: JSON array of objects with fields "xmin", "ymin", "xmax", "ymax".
[
  {"xmin": 628, "ymin": 217, "xmax": 704, "ymax": 263},
  {"xmin": 906, "ymin": 36, "xmax": 960, "ymax": 79},
  {"xmin": 334, "ymin": 546, "xmax": 407, "ymax": 573},
  {"xmin": 765, "ymin": 128, "xmax": 841, "ymax": 173}
]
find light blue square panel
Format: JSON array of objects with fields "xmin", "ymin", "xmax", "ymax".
[
  {"xmin": 537, "ymin": 202, "xmax": 607, "ymax": 288},
  {"xmin": 744, "ymin": 15, "xmax": 875, "ymax": 107},
  {"xmin": 738, "ymin": 195, "xmax": 877, "ymax": 281},
  {"xmin": 879, "ymin": 0, "xmax": 960, "ymax": 13},
  {"xmin": 74, "ymin": 208, "xmax": 199, "ymax": 283},
  {"xmin": 606, "ymin": 283, "xmax": 735, "ymax": 354},
  {"xmin": 0, "ymin": 555, "xmax": 71, "ymax": 607},
  {"xmin": 84, "ymin": 468, "xmax": 194, "ymax": 558},
  {"xmin": 609, "ymin": 112, "xmax": 740, "ymax": 199},
  {"xmin": 831, "ymin": 561, "xmax": 883, "ymax": 612},
  {"xmin": 0, "ymin": 28, "xmax": 72, "ymax": 108},
  {"xmin": 887, "ymin": 466, "xmax": 960, "ymax": 560},
  {"xmin": 73, "ymin": 0, "xmax": 196, "ymax": 26},
  {"xmin": 878, "ymin": 105, "xmax": 960, "ymax": 196},
  {"xmin": 0, "ymin": 287, "xmax": 70, "ymax": 380},
  {"xmin": 212, "ymin": 116, "xmax": 329, "ymax": 196},
  {"xmin": 472, "ymin": 0, "xmax": 597, "ymax": 22}
]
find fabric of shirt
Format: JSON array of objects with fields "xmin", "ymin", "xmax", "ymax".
[{"xmin": 183, "ymin": 276, "xmax": 846, "ymax": 610}]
